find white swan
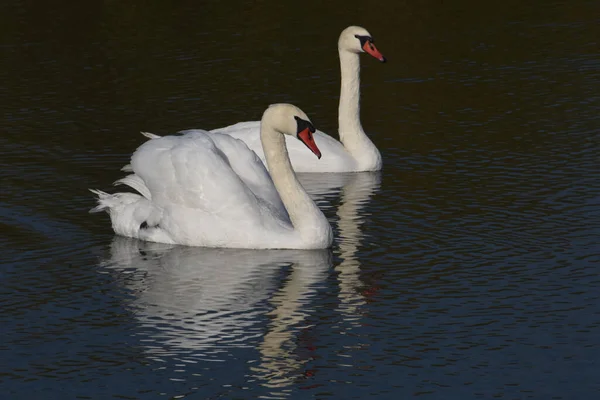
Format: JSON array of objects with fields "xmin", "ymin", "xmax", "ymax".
[
  {"xmin": 90, "ymin": 104, "xmax": 333, "ymax": 249},
  {"xmin": 208, "ymin": 26, "xmax": 386, "ymax": 173}
]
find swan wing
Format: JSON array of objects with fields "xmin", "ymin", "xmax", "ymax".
[
  {"xmin": 91, "ymin": 130, "xmax": 293, "ymax": 248},
  {"xmin": 130, "ymin": 130, "xmax": 292, "ymax": 246},
  {"xmin": 177, "ymin": 129, "xmax": 287, "ymax": 217}
]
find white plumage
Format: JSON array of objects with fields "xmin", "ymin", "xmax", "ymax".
[{"xmin": 90, "ymin": 104, "xmax": 333, "ymax": 249}]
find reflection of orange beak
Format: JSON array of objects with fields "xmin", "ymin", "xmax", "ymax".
[
  {"xmin": 298, "ymin": 128, "xmax": 321, "ymax": 159},
  {"xmin": 363, "ymin": 41, "xmax": 386, "ymax": 63}
]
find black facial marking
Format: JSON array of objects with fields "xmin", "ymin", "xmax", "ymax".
[
  {"xmin": 354, "ymin": 34, "xmax": 373, "ymax": 47},
  {"xmin": 294, "ymin": 116, "xmax": 316, "ymax": 135},
  {"xmin": 140, "ymin": 221, "xmax": 160, "ymax": 230}
]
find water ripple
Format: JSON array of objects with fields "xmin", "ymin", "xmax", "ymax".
[{"xmin": 2, "ymin": 0, "xmax": 599, "ymax": 398}]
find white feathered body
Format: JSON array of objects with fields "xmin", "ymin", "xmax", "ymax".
[{"xmin": 90, "ymin": 130, "xmax": 330, "ymax": 249}]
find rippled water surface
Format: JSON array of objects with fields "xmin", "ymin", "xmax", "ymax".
[{"xmin": 2, "ymin": 0, "xmax": 599, "ymax": 398}]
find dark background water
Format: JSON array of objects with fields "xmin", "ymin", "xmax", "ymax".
[{"xmin": 1, "ymin": 0, "xmax": 599, "ymax": 398}]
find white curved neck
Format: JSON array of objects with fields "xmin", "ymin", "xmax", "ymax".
[
  {"xmin": 338, "ymin": 50, "xmax": 363, "ymax": 143},
  {"xmin": 260, "ymin": 125, "xmax": 330, "ymax": 245},
  {"xmin": 338, "ymin": 50, "xmax": 381, "ymax": 169}
]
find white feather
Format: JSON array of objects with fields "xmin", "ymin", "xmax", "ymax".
[
  {"xmin": 114, "ymin": 174, "xmax": 152, "ymax": 200},
  {"xmin": 141, "ymin": 131, "xmax": 161, "ymax": 139}
]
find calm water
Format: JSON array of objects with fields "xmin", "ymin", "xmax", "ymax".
[{"xmin": 2, "ymin": 0, "xmax": 599, "ymax": 398}]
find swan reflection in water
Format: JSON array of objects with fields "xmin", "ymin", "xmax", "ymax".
[
  {"xmin": 300, "ymin": 172, "xmax": 382, "ymax": 324},
  {"xmin": 104, "ymin": 238, "xmax": 330, "ymax": 359},
  {"xmin": 101, "ymin": 172, "xmax": 380, "ymax": 391}
]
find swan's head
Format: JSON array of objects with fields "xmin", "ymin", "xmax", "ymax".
[
  {"xmin": 263, "ymin": 104, "xmax": 321, "ymax": 159},
  {"xmin": 338, "ymin": 26, "xmax": 386, "ymax": 63}
]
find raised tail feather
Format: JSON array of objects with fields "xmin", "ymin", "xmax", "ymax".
[
  {"xmin": 114, "ymin": 174, "xmax": 152, "ymax": 200},
  {"xmin": 89, "ymin": 189, "xmax": 117, "ymax": 213},
  {"xmin": 141, "ymin": 131, "xmax": 161, "ymax": 139},
  {"xmin": 89, "ymin": 189, "xmax": 145, "ymax": 214},
  {"xmin": 90, "ymin": 131, "xmax": 158, "ymax": 213}
]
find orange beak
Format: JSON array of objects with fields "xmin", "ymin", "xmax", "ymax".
[
  {"xmin": 363, "ymin": 41, "xmax": 386, "ymax": 63},
  {"xmin": 298, "ymin": 128, "xmax": 321, "ymax": 159}
]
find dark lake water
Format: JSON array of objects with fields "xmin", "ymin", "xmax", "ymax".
[{"xmin": 2, "ymin": 0, "xmax": 599, "ymax": 398}]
